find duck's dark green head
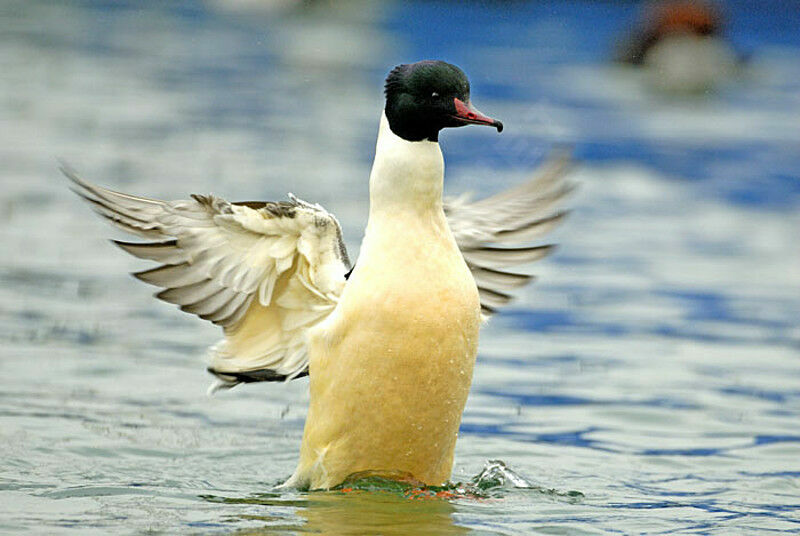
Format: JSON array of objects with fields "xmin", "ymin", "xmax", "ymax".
[{"xmin": 384, "ymin": 60, "xmax": 503, "ymax": 142}]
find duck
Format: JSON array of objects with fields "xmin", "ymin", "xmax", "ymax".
[
  {"xmin": 614, "ymin": 0, "xmax": 739, "ymax": 94},
  {"xmin": 65, "ymin": 60, "xmax": 571, "ymax": 490}
]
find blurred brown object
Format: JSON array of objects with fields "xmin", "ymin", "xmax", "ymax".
[
  {"xmin": 616, "ymin": 0, "xmax": 723, "ymax": 66},
  {"xmin": 614, "ymin": 1, "xmax": 739, "ymax": 94}
]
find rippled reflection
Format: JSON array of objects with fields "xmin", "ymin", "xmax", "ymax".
[{"xmin": 1, "ymin": 0, "xmax": 799, "ymax": 534}]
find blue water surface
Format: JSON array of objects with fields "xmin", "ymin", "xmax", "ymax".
[{"xmin": 0, "ymin": 0, "xmax": 798, "ymax": 534}]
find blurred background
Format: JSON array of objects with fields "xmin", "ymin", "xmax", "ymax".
[{"xmin": 1, "ymin": 0, "xmax": 799, "ymax": 534}]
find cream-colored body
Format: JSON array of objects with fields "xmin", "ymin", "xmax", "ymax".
[
  {"xmin": 287, "ymin": 114, "xmax": 481, "ymax": 489},
  {"xmin": 67, "ymin": 103, "xmax": 568, "ymax": 491}
]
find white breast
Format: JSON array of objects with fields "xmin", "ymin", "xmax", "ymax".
[{"xmin": 293, "ymin": 113, "xmax": 481, "ymax": 489}]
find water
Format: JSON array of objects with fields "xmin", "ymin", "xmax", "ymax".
[{"xmin": 1, "ymin": 0, "xmax": 799, "ymax": 534}]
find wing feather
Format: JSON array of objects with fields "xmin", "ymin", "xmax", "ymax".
[
  {"xmin": 182, "ymin": 287, "xmax": 238, "ymax": 317},
  {"xmin": 156, "ymin": 279, "xmax": 224, "ymax": 306},
  {"xmin": 67, "ymin": 149, "xmax": 569, "ymax": 389},
  {"xmin": 113, "ymin": 240, "xmax": 186, "ymax": 264},
  {"xmin": 66, "ymin": 167, "xmax": 350, "ymax": 391},
  {"xmin": 134, "ymin": 262, "xmax": 209, "ymax": 288},
  {"xmin": 470, "ymin": 266, "xmax": 534, "ymax": 291},
  {"xmin": 214, "ymin": 294, "xmax": 256, "ymax": 328},
  {"xmin": 445, "ymin": 151, "xmax": 572, "ymax": 315},
  {"xmin": 477, "ymin": 287, "xmax": 513, "ymax": 309},
  {"xmin": 461, "ymin": 245, "xmax": 555, "ymax": 267},
  {"xmin": 494, "ymin": 210, "xmax": 568, "ymax": 244}
]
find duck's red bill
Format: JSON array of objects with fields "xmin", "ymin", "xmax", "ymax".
[{"xmin": 452, "ymin": 98, "xmax": 503, "ymax": 132}]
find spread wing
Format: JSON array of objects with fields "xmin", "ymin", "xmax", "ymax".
[
  {"xmin": 445, "ymin": 151, "xmax": 573, "ymax": 315},
  {"xmin": 64, "ymin": 167, "xmax": 350, "ymax": 392}
]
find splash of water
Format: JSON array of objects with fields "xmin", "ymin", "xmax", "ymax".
[
  {"xmin": 468, "ymin": 460, "xmax": 584, "ymax": 501},
  {"xmin": 318, "ymin": 460, "xmax": 585, "ymax": 501}
]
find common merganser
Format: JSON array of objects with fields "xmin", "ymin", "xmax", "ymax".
[
  {"xmin": 615, "ymin": 1, "xmax": 739, "ymax": 94},
  {"xmin": 65, "ymin": 60, "xmax": 570, "ymax": 490}
]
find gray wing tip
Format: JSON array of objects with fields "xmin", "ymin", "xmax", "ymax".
[
  {"xmin": 472, "ymin": 243, "xmax": 557, "ymax": 255},
  {"xmin": 131, "ymin": 264, "xmax": 181, "ymax": 286},
  {"xmin": 62, "ymin": 167, "xmax": 94, "ymax": 199},
  {"xmin": 68, "ymin": 185, "xmax": 96, "ymax": 204},
  {"xmin": 538, "ymin": 146, "xmax": 575, "ymax": 175},
  {"xmin": 481, "ymin": 304, "xmax": 498, "ymax": 315},
  {"xmin": 60, "ymin": 163, "xmax": 105, "ymax": 202},
  {"xmin": 58, "ymin": 159, "xmax": 81, "ymax": 183}
]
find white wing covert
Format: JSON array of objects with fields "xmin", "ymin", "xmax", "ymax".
[
  {"xmin": 445, "ymin": 152, "xmax": 573, "ymax": 315},
  {"xmin": 64, "ymin": 167, "xmax": 350, "ymax": 392}
]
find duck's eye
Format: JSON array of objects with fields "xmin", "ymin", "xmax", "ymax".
[{"xmin": 431, "ymin": 92, "xmax": 439, "ymax": 99}]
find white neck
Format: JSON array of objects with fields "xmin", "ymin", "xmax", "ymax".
[{"xmin": 367, "ymin": 112, "xmax": 444, "ymax": 219}]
